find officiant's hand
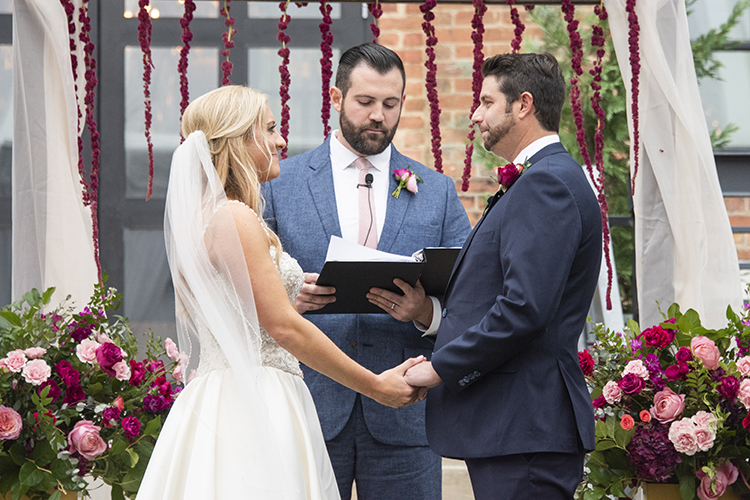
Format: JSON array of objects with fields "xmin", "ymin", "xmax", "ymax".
[
  {"xmin": 367, "ymin": 279, "xmax": 432, "ymax": 325},
  {"xmin": 371, "ymin": 356, "xmax": 427, "ymax": 408},
  {"xmin": 294, "ymin": 273, "xmax": 336, "ymax": 313},
  {"xmin": 404, "ymin": 360, "xmax": 442, "ymax": 389}
]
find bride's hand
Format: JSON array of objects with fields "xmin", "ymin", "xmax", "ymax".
[{"xmin": 370, "ymin": 356, "xmax": 426, "ymax": 408}]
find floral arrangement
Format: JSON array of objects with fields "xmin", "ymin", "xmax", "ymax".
[
  {"xmin": 277, "ymin": 0, "xmax": 292, "ymax": 159},
  {"xmin": 391, "ymin": 167, "xmax": 422, "ymax": 198},
  {"xmin": 178, "ymin": 0, "xmax": 197, "ymax": 135},
  {"xmin": 419, "ymin": 0, "xmax": 443, "ymax": 174},
  {"xmin": 626, "ymin": 0, "xmax": 641, "ymax": 194},
  {"xmin": 578, "ymin": 301, "xmax": 750, "ymax": 500},
  {"xmin": 367, "ymin": 1, "xmax": 383, "ymax": 43},
  {"xmin": 220, "ymin": 0, "xmax": 237, "ymax": 86},
  {"xmin": 461, "ymin": 0, "xmax": 486, "ymax": 192},
  {"xmin": 493, "ymin": 161, "xmax": 530, "ymax": 192},
  {"xmin": 318, "ymin": 0, "xmax": 334, "ymax": 138},
  {"xmin": 0, "ymin": 283, "xmax": 184, "ymax": 500}
]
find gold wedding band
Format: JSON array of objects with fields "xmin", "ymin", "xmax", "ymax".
[{"xmin": 391, "ymin": 303, "xmax": 396, "ymax": 310}]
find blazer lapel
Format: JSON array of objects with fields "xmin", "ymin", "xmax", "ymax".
[
  {"xmin": 306, "ymin": 139, "xmax": 342, "ymax": 241},
  {"xmin": 377, "ymin": 146, "xmax": 410, "ymax": 253}
]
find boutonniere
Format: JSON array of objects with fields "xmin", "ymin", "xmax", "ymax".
[
  {"xmin": 392, "ymin": 167, "xmax": 423, "ymax": 198},
  {"xmin": 493, "ymin": 160, "xmax": 531, "ymax": 192}
]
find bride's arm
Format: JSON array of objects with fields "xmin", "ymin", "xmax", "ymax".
[{"xmin": 231, "ymin": 205, "xmax": 422, "ymax": 408}]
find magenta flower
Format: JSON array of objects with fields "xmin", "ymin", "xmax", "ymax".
[
  {"xmin": 122, "ymin": 416, "xmax": 142, "ymax": 439},
  {"xmin": 618, "ymin": 373, "xmax": 645, "ymax": 395},
  {"xmin": 96, "ymin": 343, "xmax": 123, "ymax": 376},
  {"xmin": 129, "ymin": 359, "xmax": 146, "ymax": 386}
]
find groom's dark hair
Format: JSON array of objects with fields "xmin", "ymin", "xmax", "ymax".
[
  {"xmin": 335, "ymin": 43, "xmax": 406, "ymax": 97},
  {"xmin": 481, "ymin": 52, "xmax": 566, "ymax": 133}
]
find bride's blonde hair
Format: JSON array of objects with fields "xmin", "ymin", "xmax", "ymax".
[{"xmin": 181, "ymin": 85, "xmax": 282, "ymax": 253}]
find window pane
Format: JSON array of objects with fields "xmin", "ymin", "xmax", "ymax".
[
  {"xmin": 249, "ymin": 48, "xmax": 339, "ymax": 157},
  {"xmin": 699, "ymin": 51, "xmax": 750, "ymax": 148},
  {"xmin": 688, "ymin": 0, "xmax": 750, "ymax": 41},
  {"xmin": 124, "ymin": 46, "xmax": 218, "ymax": 199},
  {"xmin": 0, "ymin": 44, "xmax": 11, "ymax": 198},
  {"xmin": 123, "ymin": 228, "xmax": 176, "ymax": 338},
  {"xmin": 248, "ymin": 2, "xmax": 340, "ymax": 20},
  {"xmin": 123, "ymin": 0, "xmax": 218, "ymax": 19}
]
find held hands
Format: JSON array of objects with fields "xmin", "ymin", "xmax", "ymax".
[
  {"xmin": 367, "ymin": 279, "xmax": 432, "ymax": 325},
  {"xmin": 404, "ymin": 360, "xmax": 442, "ymax": 389},
  {"xmin": 372, "ymin": 356, "xmax": 429, "ymax": 408},
  {"xmin": 294, "ymin": 273, "xmax": 336, "ymax": 313}
]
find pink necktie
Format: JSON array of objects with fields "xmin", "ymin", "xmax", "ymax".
[{"xmin": 354, "ymin": 157, "xmax": 378, "ymax": 248}]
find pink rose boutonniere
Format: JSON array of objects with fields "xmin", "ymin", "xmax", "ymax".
[
  {"xmin": 392, "ymin": 167, "xmax": 423, "ymax": 198},
  {"xmin": 493, "ymin": 160, "xmax": 531, "ymax": 192}
]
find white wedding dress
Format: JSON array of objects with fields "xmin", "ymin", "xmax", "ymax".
[{"xmin": 137, "ymin": 132, "xmax": 341, "ymax": 500}]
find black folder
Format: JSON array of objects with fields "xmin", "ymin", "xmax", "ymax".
[{"xmin": 308, "ymin": 247, "xmax": 460, "ymax": 315}]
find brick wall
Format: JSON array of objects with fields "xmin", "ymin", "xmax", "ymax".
[{"xmin": 726, "ymin": 197, "xmax": 750, "ymax": 262}]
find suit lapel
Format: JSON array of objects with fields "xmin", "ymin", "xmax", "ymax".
[
  {"xmin": 306, "ymin": 139, "xmax": 342, "ymax": 240},
  {"xmin": 377, "ymin": 146, "xmax": 411, "ymax": 253}
]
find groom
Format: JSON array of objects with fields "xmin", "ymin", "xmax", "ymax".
[{"xmin": 404, "ymin": 52, "xmax": 602, "ymax": 499}]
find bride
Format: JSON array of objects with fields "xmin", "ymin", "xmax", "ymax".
[{"xmin": 137, "ymin": 86, "xmax": 425, "ymax": 499}]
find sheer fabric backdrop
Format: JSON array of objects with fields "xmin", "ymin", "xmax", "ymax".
[
  {"xmin": 605, "ymin": 0, "xmax": 742, "ymax": 328},
  {"xmin": 12, "ymin": 0, "xmax": 96, "ymax": 307}
]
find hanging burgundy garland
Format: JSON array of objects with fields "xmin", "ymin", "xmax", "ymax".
[
  {"xmin": 590, "ymin": 4, "xmax": 613, "ymax": 309},
  {"xmin": 461, "ymin": 0, "xmax": 486, "ymax": 191},
  {"xmin": 626, "ymin": 0, "xmax": 641, "ymax": 194},
  {"xmin": 220, "ymin": 0, "xmax": 236, "ymax": 86},
  {"xmin": 367, "ymin": 1, "xmax": 383, "ymax": 43},
  {"xmin": 178, "ymin": 0, "xmax": 197, "ymax": 137},
  {"xmin": 319, "ymin": 0, "xmax": 334, "ymax": 138},
  {"xmin": 137, "ymin": 0, "xmax": 154, "ymax": 203},
  {"xmin": 506, "ymin": 0, "xmax": 524, "ymax": 54},
  {"xmin": 419, "ymin": 0, "xmax": 443, "ymax": 173},
  {"xmin": 278, "ymin": 0, "xmax": 292, "ymax": 158}
]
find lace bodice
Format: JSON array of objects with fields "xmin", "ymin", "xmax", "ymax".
[{"xmin": 196, "ymin": 201, "xmax": 305, "ymax": 378}]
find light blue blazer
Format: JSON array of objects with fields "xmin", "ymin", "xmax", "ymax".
[{"xmin": 263, "ymin": 137, "xmax": 470, "ymax": 446}]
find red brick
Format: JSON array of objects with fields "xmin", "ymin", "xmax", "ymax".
[
  {"xmin": 404, "ymin": 65, "xmax": 423, "ymax": 80},
  {"xmin": 460, "ymin": 195, "xmax": 477, "ymax": 212},
  {"xmin": 455, "ymin": 45, "xmax": 479, "ymax": 60},
  {"xmin": 380, "ymin": 17, "xmax": 425, "ymax": 31},
  {"xmin": 484, "ymin": 26, "xmax": 516, "ymax": 43},
  {"xmin": 381, "ymin": 3, "xmax": 399, "ymax": 14},
  {"xmin": 454, "ymin": 78, "xmax": 475, "ymax": 93},
  {"xmin": 399, "ymin": 115, "xmax": 425, "ymax": 130},
  {"xmin": 468, "ymin": 212, "xmax": 482, "ymax": 227},
  {"xmin": 725, "ymin": 197, "xmax": 749, "ymax": 214},
  {"xmin": 439, "ymin": 93, "xmax": 474, "ymax": 111},
  {"xmin": 438, "ymin": 27, "xmax": 475, "ymax": 44},
  {"xmin": 404, "ymin": 99, "xmax": 426, "ymax": 112},
  {"xmin": 405, "ymin": 3, "xmax": 422, "ymax": 14},
  {"xmin": 378, "ymin": 33, "xmax": 400, "ymax": 47},
  {"xmin": 729, "ymin": 216, "xmax": 750, "ymax": 227},
  {"xmin": 433, "ymin": 10, "xmax": 454, "ymax": 28},
  {"xmin": 403, "ymin": 131, "xmax": 427, "ymax": 146},
  {"xmin": 403, "ymin": 33, "xmax": 424, "ymax": 47},
  {"xmin": 399, "ymin": 49, "xmax": 424, "ymax": 64}
]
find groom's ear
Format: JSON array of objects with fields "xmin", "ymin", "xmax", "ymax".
[
  {"xmin": 517, "ymin": 91, "xmax": 534, "ymax": 120},
  {"xmin": 330, "ymin": 87, "xmax": 343, "ymax": 114}
]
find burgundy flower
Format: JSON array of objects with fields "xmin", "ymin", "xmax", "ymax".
[
  {"xmin": 641, "ymin": 326, "xmax": 673, "ymax": 349},
  {"xmin": 137, "ymin": 0, "xmax": 155, "ymax": 201},
  {"xmin": 664, "ymin": 365, "xmax": 682, "ymax": 381},
  {"xmin": 69, "ymin": 321, "xmax": 93, "ymax": 342},
  {"xmin": 39, "ymin": 379, "xmax": 60, "ymax": 402},
  {"xmin": 277, "ymin": 1, "xmax": 292, "ymax": 158},
  {"xmin": 146, "ymin": 359, "xmax": 165, "ymax": 374},
  {"xmin": 178, "ymin": 0, "xmax": 197, "ymax": 129},
  {"xmin": 143, "ymin": 394, "xmax": 171, "ymax": 413},
  {"xmin": 719, "ymin": 376, "xmax": 740, "ymax": 400},
  {"xmin": 319, "ymin": 0, "xmax": 334, "ymax": 138},
  {"xmin": 461, "ymin": 0, "xmax": 487, "ymax": 191},
  {"xmin": 153, "ymin": 376, "xmax": 174, "ymax": 398},
  {"xmin": 102, "ymin": 406, "xmax": 121, "ymax": 428},
  {"xmin": 96, "ymin": 343, "xmax": 123, "ymax": 376},
  {"xmin": 627, "ymin": 421, "xmax": 681, "ymax": 482},
  {"xmin": 367, "ymin": 2, "xmax": 383, "ymax": 42},
  {"xmin": 121, "ymin": 416, "xmax": 142, "ymax": 439},
  {"xmin": 63, "ymin": 385, "xmax": 85, "ymax": 405},
  {"xmin": 505, "ymin": 0, "xmax": 525, "ymax": 53},
  {"xmin": 743, "ymin": 413, "xmax": 750, "ymax": 429},
  {"xmin": 592, "ymin": 395, "xmax": 606, "ymax": 409},
  {"xmin": 129, "ymin": 359, "xmax": 146, "ymax": 386},
  {"xmin": 55, "ymin": 360, "xmax": 80, "ymax": 387},
  {"xmin": 578, "ymin": 350, "xmax": 594, "ymax": 376},
  {"xmin": 420, "ymin": 0, "xmax": 443, "ymax": 173},
  {"xmin": 618, "ymin": 373, "xmax": 645, "ymax": 395},
  {"xmin": 675, "ymin": 346, "xmax": 693, "ymax": 363}
]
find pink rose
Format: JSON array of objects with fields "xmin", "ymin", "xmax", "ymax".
[
  {"xmin": 24, "ymin": 347, "xmax": 46, "ymax": 359},
  {"xmin": 406, "ymin": 175, "xmax": 418, "ymax": 194},
  {"xmin": 112, "ymin": 361, "xmax": 131, "ymax": 381},
  {"xmin": 622, "ymin": 359, "xmax": 650, "ymax": 380},
  {"xmin": 691, "ymin": 336, "xmax": 721, "ymax": 370},
  {"xmin": 668, "ymin": 418, "xmax": 698, "ymax": 455},
  {"xmin": 650, "ymin": 387, "xmax": 685, "ymax": 423},
  {"xmin": 696, "ymin": 461, "xmax": 739, "ymax": 500},
  {"xmin": 738, "ymin": 356, "xmax": 750, "ymax": 377},
  {"xmin": 165, "ymin": 338, "xmax": 180, "ymax": 362},
  {"xmin": 691, "ymin": 411, "xmax": 718, "ymax": 431},
  {"xmin": 602, "ymin": 380, "xmax": 622, "ymax": 404},
  {"xmin": 4, "ymin": 349, "xmax": 27, "ymax": 373},
  {"xmin": 393, "ymin": 168, "xmax": 409, "ymax": 181},
  {"xmin": 95, "ymin": 332, "xmax": 112, "ymax": 344},
  {"xmin": 76, "ymin": 339, "xmax": 100, "ymax": 364},
  {"xmin": 21, "ymin": 359, "xmax": 51, "ymax": 386},
  {"xmin": 0, "ymin": 406, "xmax": 23, "ymax": 440},
  {"xmin": 694, "ymin": 424, "xmax": 716, "ymax": 452},
  {"xmin": 68, "ymin": 420, "xmax": 107, "ymax": 460},
  {"xmin": 738, "ymin": 379, "xmax": 750, "ymax": 409},
  {"xmin": 0, "ymin": 358, "xmax": 9, "ymax": 372}
]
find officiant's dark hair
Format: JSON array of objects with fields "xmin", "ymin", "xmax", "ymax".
[
  {"xmin": 335, "ymin": 43, "xmax": 406, "ymax": 97},
  {"xmin": 481, "ymin": 53, "xmax": 565, "ymax": 133}
]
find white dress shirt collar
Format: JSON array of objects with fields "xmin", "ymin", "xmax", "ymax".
[
  {"xmin": 512, "ymin": 134, "xmax": 560, "ymax": 164},
  {"xmin": 330, "ymin": 130, "xmax": 392, "ymax": 172}
]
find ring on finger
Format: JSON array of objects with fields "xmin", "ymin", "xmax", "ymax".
[{"xmin": 391, "ymin": 302, "xmax": 396, "ymax": 310}]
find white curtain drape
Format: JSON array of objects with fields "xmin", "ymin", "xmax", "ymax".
[
  {"xmin": 12, "ymin": 0, "xmax": 96, "ymax": 307},
  {"xmin": 605, "ymin": 0, "xmax": 742, "ymax": 328}
]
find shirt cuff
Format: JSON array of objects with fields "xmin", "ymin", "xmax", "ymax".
[{"xmin": 414, "ymin": 296, "xmax": 441, "ymax": 337}]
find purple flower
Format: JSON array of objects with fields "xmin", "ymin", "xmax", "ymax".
[
  {"xmin": 665, "ymin": 365, "xmax": 683, "ymax": 381},
  {"xmin": 96, "ymin": 343, "xmax": 123, "ymax": 376},
  {"xmin": 69, "ymin": 321, "xmax": 93, "ymax": 342},
  {"xmin": 121, "ymin": 416, "xmax": 142, "ymax": 439},
  {"xmin": 631, "ymin": 338, "xmax": 643, "ymax": 355},
  {"xmin": 675, "ymin": 346, "xmax": 693, "ymax": 363},
  {"xmin": 143, "ymin": 394, "xmax": 171, "ymax": 413},
  {"xmin": 618, "ymin": 373, "xmax": 646, "ymax": 395},
  {"xmin": 102, "ymin": 406, "xmax": 121, "ymax": 427},
  {"xmin": 627, "ymin": 421, "xmax": 681, "ymax": 482},
  {"xmin": 592, "ymin": 395, "xmax": 606, "ymax": 409},
  {"xmin": 719, "ymin": 376, "xmax": 740, "ymax": 400}
]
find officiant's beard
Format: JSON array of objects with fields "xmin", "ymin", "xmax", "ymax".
[{"xmin": 339, "ymin": 105, "xmax": 399, "ymax": 156}]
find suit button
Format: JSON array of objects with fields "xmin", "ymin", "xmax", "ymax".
[
  {"xmin": 458, "ymin": 380, "xmax": 466, "ymax": 387},
  {"xmin": 352, "ymin": 341, "xmax": 358, "ymax": 350},
  {"xmin": 442, "ymin": 308, "xmax": 447, "ymax": 318},
  {"xmin": 473, "ymin": 371, "xmax": 481, "ymax": 377}
]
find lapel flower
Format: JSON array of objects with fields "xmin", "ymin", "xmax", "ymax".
[
  {"xmin": 493, "ymin": 160, "xmax": 531, "ymax": 192},
  {"xmin": 392, "ymin": 167, "xmax": 423, "ymax": 198}
]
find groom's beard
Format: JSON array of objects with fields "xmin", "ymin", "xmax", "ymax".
[
  {"xmin": 339, "ymin": 103, "xmax": 400, "ymax": 156},
  {"xmin": 482, "ymin": 111, "xmax": 516, "ymax": 154}
]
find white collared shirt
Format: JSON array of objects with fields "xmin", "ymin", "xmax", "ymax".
[{"xmin": 330, "ymin": 130, "xmax": 390, "ymax": 244}]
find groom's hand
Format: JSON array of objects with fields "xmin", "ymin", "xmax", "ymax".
[
  {"xmin": 294, "ymin": 273, "xmax": 336, "ymax": 313},
  {"xmin": 404, "ymin": 360, "xmax": 442, "ymax": 389},
  {"xmin": 367, "ymin": 279, "xmax": 432, "ymax": 325}
]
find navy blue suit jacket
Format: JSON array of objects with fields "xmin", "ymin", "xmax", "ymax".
[
  {"xmin": 426, "ymin": 142, "xmax": 600, "ymax": 458},
  {"xmin": 263, "ymin": 137, "xmax": 470, "ymax": 446}
]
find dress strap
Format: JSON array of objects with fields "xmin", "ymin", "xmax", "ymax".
[{"xmin": 215, "ymin": 199, "xmax": 270, "ymax": 236}]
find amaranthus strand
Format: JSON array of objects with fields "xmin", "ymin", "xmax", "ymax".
[
  {"xmin": 278, "ymin": 0, "xmax": 292, "ymax": 158},
  {"xmin": 79, "ymin": 0, "xmax": 102, "ymax": 280},
  {"xmin": 420, "ymin": 0, "xmax": 443, "ymax": 173},
  {"xmin": 220, "ymin": 0, "xmax": 236, "ymax": 86},
  {"xmin": 367, "ymin": 1, "xmax": 383, "ymax": 43},
  {"xmin": 178, "ymin": 0, "xmax": 197, "ymax": 140},
  {"xmin": 319, "ymin": 0, "xmax": 334, "ymax": 137},
  {"xmin": 626, "ymin": 0, "xmax": 641, "ymax": 194},
  {"xmin": 462, "ymin": 0, "xmax": 486, "ymax": 191},
  {"xmin": 506, "ymin": 0, "xmax": 524, "ymax": 54},
  {"xmin": 137, "ymin": 0, "xmax": 154, "ymax": 203}
]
